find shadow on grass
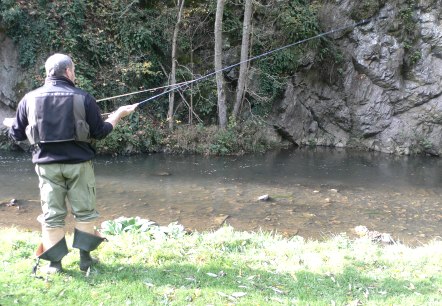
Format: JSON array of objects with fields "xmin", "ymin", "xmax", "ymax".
[{"xmin": 57, "ymin": 260, "xmax": 441, "ymax": 305}]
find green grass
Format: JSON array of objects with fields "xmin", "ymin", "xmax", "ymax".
[{"xmin": 1, "ymin": 226, "xmax": 441, "ymax": 305}]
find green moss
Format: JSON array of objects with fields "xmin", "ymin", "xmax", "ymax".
[{"xmin": 350, "ymin": 0, "xmax": 382, "ymax": 21}]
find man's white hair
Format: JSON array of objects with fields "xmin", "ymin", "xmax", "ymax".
[{"xmin": 45, "ymin": 53, "xmax": 73, "ymax": 77}]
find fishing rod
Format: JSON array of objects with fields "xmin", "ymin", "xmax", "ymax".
[{"xmin": 102, "ymin": 16, "xmax": 384, "ymax": 109}]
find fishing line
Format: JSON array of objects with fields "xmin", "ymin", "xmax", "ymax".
[
  {"xmin": 96, "ymin": 79, "xmax": 192, "ymax": 102},
  {"xmin": 100, "ymin": 16, "xmax": 382, "ymax": 108}
]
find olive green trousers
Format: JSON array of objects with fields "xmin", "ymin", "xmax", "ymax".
[{"xmin": 35, "ymin": 160, "xmax": 99, "ymax": 227}]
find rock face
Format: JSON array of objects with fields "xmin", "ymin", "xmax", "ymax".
[
  {"xmin": 272, "ymin": 0, "xmax": 442, "ymax": 155},
  {"xmin": 0, "ymin": 28, "xmax": 21, "ymax": 125}
]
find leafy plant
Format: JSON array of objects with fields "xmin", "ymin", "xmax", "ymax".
[
  {"xmin": 95, "ymin": 111, "xmax": 165, "ymax": 155},
  {"xmin": 161, "ymin": 118, "xmax": 278, "ymax": 155},
  {"xmin": 252, "ymin": 0, "xmax": 320, "ymax": 110},
  {"xmin": 395, "ymin": 0, "xmax": 421, "ymax": 72},
  {"xmin": 100, "ymin": 216, "xmax": 186, "ymax": 240},
  {"xmin": 0, "ymin": 0, "xmax": 170, "ymax": 104}
]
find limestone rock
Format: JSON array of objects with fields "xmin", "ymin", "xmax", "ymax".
[
  {"xmin": 272, "ymin": 1, "xmax": 442, "ymax": 156},
  {"xmin": 0, "ymin": 29, "xmax": 23, "ymax": 141},
  {"xmin": 0, "ymin": 29, "xmax": 22, "ymax": 110}
]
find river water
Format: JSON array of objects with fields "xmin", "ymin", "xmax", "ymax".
[{"xmin": 0, "ymin": 148, "xmax": 441, "ymax": 244}]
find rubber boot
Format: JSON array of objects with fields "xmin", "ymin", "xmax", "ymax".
[
  {"xmin": 72, "ymin": 226, "xmax": 106, "ymax": 272},
  {"xmin": 79, "ymin": 249, "xmax": 97, "ymax": 272},
  {"xmin": 34, "ymin": 236, "xmax": 69, "ymax": 274}
]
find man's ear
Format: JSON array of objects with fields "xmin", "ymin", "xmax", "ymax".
[{"xmin": 65, "ymin": 66, "xmax": 75, "ymax": 83}]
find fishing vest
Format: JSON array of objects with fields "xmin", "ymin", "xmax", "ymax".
[{"xmin": 25, "ymin": 92, "xmax": 91, "ymax": 145}]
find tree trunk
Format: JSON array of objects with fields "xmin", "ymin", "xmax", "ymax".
[
  {"xmin": 190, "ymin": 46, "xmax": 194, "ymax": 125},
  {"xmin": 233, "ymin": 0, "xmax": 253, "ymax": 119},
  {"xmin": 168, "ymin": 0, "xmax": 185, "ymax": 129},
  {"xmin": 214, "ymin": 0, "xmax": 227, "ymax": 129}
]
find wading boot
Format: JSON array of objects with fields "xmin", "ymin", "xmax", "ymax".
[
  {"xmin": 47, "ymin": 260, "xmax": 62, "ymax": 272},
  {"xmin": 79, "ymin": 250, "xmax": 98, "ymax": 272},
  {"xmin": 73, "ymin": 227, "xmax": 106, "ymax": 272},
  {"xmin": 34, "ymin": 236, "xmax": 69, "ymax": 274}
]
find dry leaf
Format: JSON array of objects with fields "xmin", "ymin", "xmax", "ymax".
[{"xmin": 231, "ymin": 292, "xmax": 247, "ymax": 298}]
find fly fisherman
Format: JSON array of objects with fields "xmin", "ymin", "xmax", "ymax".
[{"xmin": 2, "ymin": 53, "xmax": 138, "ymax": 274}]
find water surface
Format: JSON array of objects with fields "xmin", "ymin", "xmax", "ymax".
[{"xmin": 1, "ymin": 148, "xmax": 440, "ymax": 244}]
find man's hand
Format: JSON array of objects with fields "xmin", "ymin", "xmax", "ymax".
[
  {"xmin": 115, "ymin": 103, "xmax": 139, "ymax": 118},
  {"xmin": 2, "ymin": 117, "xmax": 15, "ymax": 128},
  {"xmin": 105, "ymin": 103, "xmax": 139, "ymax": 127}
]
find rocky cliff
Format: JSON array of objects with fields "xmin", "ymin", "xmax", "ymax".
[
  {"xmin": 0, "ymin": 28, "xmax": 22, "ymax": 143},
  {"xmin": 272, "ymin": 0, "xmax": 442, "ymax": 156},
  {"xmin": 0, "ymin": 29, "xmax": 22, "ymax": 107}
]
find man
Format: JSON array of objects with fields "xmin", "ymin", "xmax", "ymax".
[{"xmin": 2, "ymin": 53, "xmax": 137, "ymax": 273}]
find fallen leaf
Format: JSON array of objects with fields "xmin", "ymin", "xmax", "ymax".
[
  {"xmin": 231, "ymin": 292, "xmax": 247, "ymax": 298},
  {"xmin": 269, "ymin": 286, "xmax": 285, "ymax": 294}
]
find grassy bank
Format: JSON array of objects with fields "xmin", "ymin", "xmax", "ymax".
[
  {"xmin": 1, "ymin": 226, "xmax": 441, "ymax": 305},
  {"xmin": 94, "ymin": 115, "xmax": 283, "ymax": 156}
]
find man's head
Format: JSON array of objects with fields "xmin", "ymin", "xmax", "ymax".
[{"xmin": 45, "ymin": 53, "xmax": 75, "ymax": 83}]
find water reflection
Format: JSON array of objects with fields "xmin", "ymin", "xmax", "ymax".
[{"xmin": 0, "ymin": 148, "xmax": 440, "ymax": 244}]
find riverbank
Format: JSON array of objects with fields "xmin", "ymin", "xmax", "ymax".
[
  {"xmin": 1, "ymin": 226, "xmax": 441, "ymax": 305},
  {"xmin": 0, "ymin": 118, "xmax": 285, "ymax": 156}
]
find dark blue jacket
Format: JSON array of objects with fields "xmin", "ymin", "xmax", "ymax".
[{"xmin": 10, "ymin": 76, "xmax": 113, "ymax": 164}]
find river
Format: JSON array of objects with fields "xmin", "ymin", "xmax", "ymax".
[{"xmin": 0, "ymin": 148, "xmax": 441, "ymax": 245}]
